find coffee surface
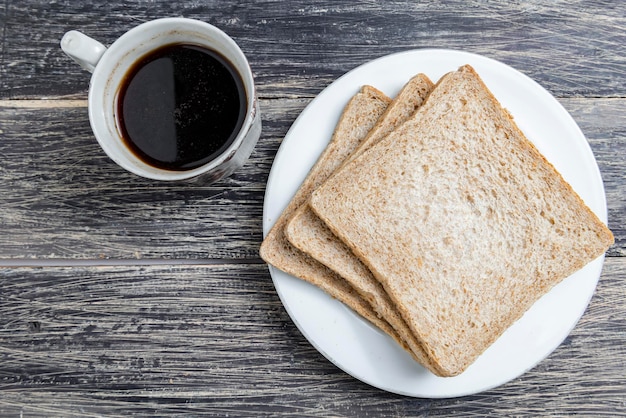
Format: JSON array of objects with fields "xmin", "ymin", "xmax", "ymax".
[{"xmin": 117, "ymin": 43, "xmax": 246, "ymax": 171}]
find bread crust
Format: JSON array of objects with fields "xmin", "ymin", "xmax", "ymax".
[
  {"xmin": 260, "ymin": 86, "xmax": 396, "ymax": 337},
  {"xmin": 284, "ymin": 74, "xmax": 444, "ymax": 374},
  {"xmin": 310, "ymin": 65, "xmax": 614, "ymax": 376}
]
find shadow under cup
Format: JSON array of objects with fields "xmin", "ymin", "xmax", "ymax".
[{"xmin": 88, "ymin": 18, "xmax": 261, "ymax": 182}]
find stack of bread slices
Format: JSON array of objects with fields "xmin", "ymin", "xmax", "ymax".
[{"xmin": 260, "ymin": 65, "xmax": 614, "ymax": 377}]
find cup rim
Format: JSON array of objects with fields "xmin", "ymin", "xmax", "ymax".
[{"xmin": 88, "ymin": 17, "xmax": 258, "ymax": 181}]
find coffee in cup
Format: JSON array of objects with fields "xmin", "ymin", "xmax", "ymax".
[{"xmin": 61, "ymin": 18, "xmax": 261, "ymax": 182}]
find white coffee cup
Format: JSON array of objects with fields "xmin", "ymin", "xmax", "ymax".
[{"xmin": 60, "ymin": 17, "xmax": 261, "ymax": 182}]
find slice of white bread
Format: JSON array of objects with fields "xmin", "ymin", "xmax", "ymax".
[
  {"xmin": 310, "ymin": 65, "xmax": 614, "ymax": 376},
  {"xmin": 284, "ymin": 74, "xmax": 445, "ymax": 374},
  {"xmin": 259, "ymin": 86, "xmax": 397, "ymax": 336}
]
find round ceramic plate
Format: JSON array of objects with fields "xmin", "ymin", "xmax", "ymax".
[{"xmin": 262, "ymin": 49, "xmax": 608, "ymax": 398}]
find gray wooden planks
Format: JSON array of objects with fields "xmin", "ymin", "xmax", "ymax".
[
  {"xmin": 0, "ymin": 98, "xmax": 623, "ymax": 260},
  {"xmin": 0, "ymin": 258, "xmax": 624, "ymax": 416},
  {"xmin": 1, "ymin": 1, "xmax": 625, "ymax": 99},
  {"xmin": 0, "ymin": 0, "xmax": 624, "ymax": 415},
  {"xmin": 0, "ymin": 98, "xmax": 299, "ymax": 260}
]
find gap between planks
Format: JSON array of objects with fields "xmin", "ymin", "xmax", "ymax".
[
  {"xmin": 2, "ymin": 97, "xmax": 625, "ymax": 110},
  {"xmin": 0, "ymin": 95, "xmax": 289, "ymax": 108},
  {"xmin": 0, "ymin": 258, "xmax": 266, "ymax": 267},
  {"xmin": 0, "ymin": 99, "xmax": 87, "ymax": 108}
]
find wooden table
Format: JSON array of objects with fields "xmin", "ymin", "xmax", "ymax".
[{"xmin": 1, "ymin": 1, "xmax": 624, "ymax": 416}]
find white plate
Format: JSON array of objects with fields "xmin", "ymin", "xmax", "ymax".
[{"xmin": 262, "ymin": 49, "xmax": 609, "ymax": 398}]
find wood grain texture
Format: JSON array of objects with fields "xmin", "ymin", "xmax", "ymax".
[
  {"xmin": 0, "ymin": 98, "xmax": 623, "ymax": 260},
  {"xmin": 1, "ymin": 1, "xmax": 625, "ymax": 99},
  {"xmin": 0, "ymin": 98, "xmax": 301, "ymax": 260},
  {"xmin": 0, "ymin": 0, "xmax": 624, "ymax": 415},
  {"xmin": 0, "ymin": 258, "xmax": 624, "ymax": 417}
]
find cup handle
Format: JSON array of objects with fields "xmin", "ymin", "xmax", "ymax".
[{"xmin": 60, "ymin": 30, "xmax": 107, "ymax": 73}]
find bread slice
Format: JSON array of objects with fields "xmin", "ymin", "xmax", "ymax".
[
  {"xmin": 260, "ymin": 86, "xmax": 396, "ymax": 336},
  {"xmin": 286, "ymin": 74, "xmax": 434, "ymax": 306},
  {"xmin": 310, "ymin": 65, "xmax": 614, "ymax": 377},
  {"xmin": 284, "ymin": 74, "xmax": 444, "ymax": 374}
]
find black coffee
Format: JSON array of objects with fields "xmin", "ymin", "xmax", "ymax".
[{"xmin": 116, "ymin": 43, "xmax": 247, "ymax": 171}]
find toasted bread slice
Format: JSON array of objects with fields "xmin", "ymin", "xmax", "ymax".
[
  {"xmin": 260, "ymin": 86, "xmax": 396, "ymax": 336},
  {"xmin": 285, "ymin": 74, "xmax": 444, "ymax": 374},
  {"xmin": 310, "ymin": 65, "xmax": 614, "ymax": 376}
]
